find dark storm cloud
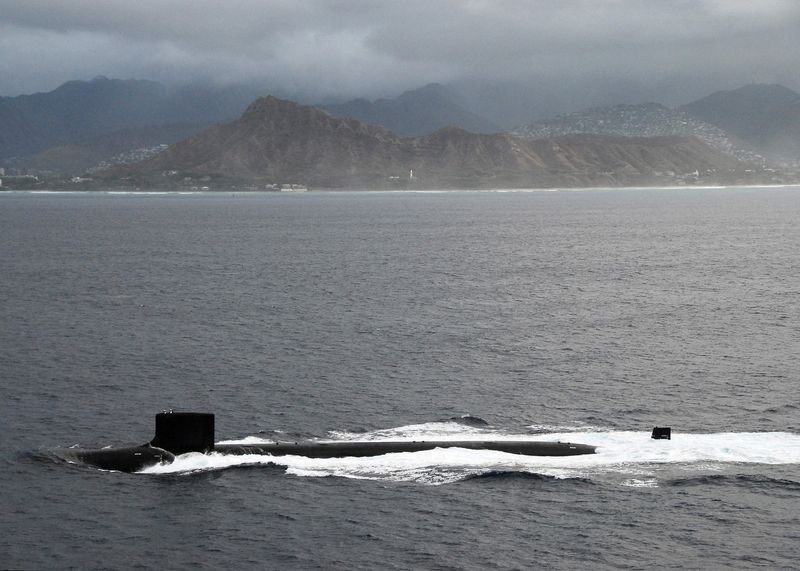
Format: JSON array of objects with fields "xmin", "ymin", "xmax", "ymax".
[{"xmin": 2, "ymin": 0, "xmax": 800, "ymax": 99}]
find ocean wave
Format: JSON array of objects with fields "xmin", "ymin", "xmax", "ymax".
[
  {"xmin": 441, "ymin": 415, "xmax": 490, "ymax": 427},
  {"xmin": 459, "ymin": 470, "xmax": 590, "ymax": 484},
  {"xmin": 325, "ymin": 419, "xmax": 498, "ymax": 441},
  {"xmin": 668, "ymin": 473, "xmax": 800, "ymax": 491}
]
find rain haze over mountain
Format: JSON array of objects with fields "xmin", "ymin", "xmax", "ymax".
[{"xmin": 2, "ymin": 0, "xmax": 800, "ymax": 123}]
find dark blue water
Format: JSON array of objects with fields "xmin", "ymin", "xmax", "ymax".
[{"xmin": 2, "ymin": 188, "xmax": 799, "ymax": 569}]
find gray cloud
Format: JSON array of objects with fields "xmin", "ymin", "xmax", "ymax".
[{"xmin": 2, "ymin": 0, "xmax": 800, "ymax": 103}]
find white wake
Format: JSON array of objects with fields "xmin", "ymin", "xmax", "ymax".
[{"xmin": 140, "ymin": 424, "xmax": 800, "ymax": 486}]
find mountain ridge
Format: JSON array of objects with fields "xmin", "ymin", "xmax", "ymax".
[
  {"xmin": 320, "ymin": 83, "xmax": 500, "ymax": 136},
  {"xmin": 107, "ymin": 95, "xmax": 755, "ymax": 189},
  {"xmin": 0, "ymin": 76, "xmax": 262, "ymax": 161},
  {"xmin": 680, "ymin": 84, "xmax": 800, "ymax": 163}
]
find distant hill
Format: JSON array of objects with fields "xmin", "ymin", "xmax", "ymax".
[
  {"xmin": 320, "ymin": 83, "xmax": 500, "ymax": 136},
  {"xmin": 681, "ymin": 84, "xmax": 800, "ymax": 163},
  {"xmin": 511, "ymin": 103, "xmax": 763, "ymax": 164},
  {"xmin": 109, "ymin": 96, "xmax": 753, "ymax": 189},
  {"xmin": 0, "ymin": 77, "xmax": 163, "ymax": 159},
  {"xmin": 13, "ymin": 123, "xmax": 211, "ymax": 175},
  {"xmin": 0, "ymin": 76, "xmax": 261, "ymax": 162}
]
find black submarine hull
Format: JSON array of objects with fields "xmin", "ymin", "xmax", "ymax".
[
  {"xmin": 215, "ymin": 440, "xmax": 596, "ymax": 459},
  {"xmin": 56, "ymin": 445, "xmax": 175, "ymax": 473},
  {"xmin": 56, "ymin": 412, "xmax": 597, "ymax": 473}
]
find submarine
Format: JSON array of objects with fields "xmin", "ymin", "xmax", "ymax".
[{"xmin": 56, "ymin": 411, "xmax": 602, "ymax": 473}]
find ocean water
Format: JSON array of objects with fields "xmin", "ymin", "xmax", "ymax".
[{"xmin": 1, "ymin": 187, "xmax": 799, "ymax": 569}]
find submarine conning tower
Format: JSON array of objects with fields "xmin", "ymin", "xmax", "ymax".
[{"xmin": 150, "ymin": 411, "xmax": 216, "ymax": 455}]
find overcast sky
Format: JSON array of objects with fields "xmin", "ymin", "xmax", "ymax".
[{"xmin": 2, "ymin": 0, "xmax": 800, "ymax": 103}]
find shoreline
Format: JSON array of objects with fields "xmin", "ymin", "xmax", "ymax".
[{"xmin": 3, "ymin": 183, "xmax": 800, "ymax": 195}]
